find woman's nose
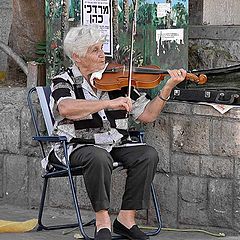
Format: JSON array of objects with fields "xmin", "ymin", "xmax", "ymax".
[{"xmin": 99, "ymin": 49, "xmax": 105, "ymax": 58}]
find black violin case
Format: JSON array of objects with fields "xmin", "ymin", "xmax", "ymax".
[
  {"xmin": 170, "ymin": 64, "xmax": 240, "ymax": 105},
  {"xmin": 170, "ymin": 88, "xmax": 240, "ymax": 105}
]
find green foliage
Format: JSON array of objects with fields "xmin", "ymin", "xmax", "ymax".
[
  {"xmin": 114, "ymin": 45, "xmax": 144, "ymax": 67},
  {"xmin": 35, "ymin": 41, "xmax": 47, "ymax": 63},
  {"xmin": 45, "ymin": 0, "xmax": 62, "ymax": 19},
  {"xmin": 172, "ymin": 3, "xmax": 189, "ymax": 28},
  {"xmin": 138, "ymin": 2, "xmax": 158, "ymax": 26},
  {"xmin": 45, "ymin": 0, "xmax": 65, "ymax": 82}
]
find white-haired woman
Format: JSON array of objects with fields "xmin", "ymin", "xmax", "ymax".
[{"xmin": 49, "ymin": 25, "xmax": 186, "ymax": 240}]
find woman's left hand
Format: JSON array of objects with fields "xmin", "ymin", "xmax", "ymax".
[{"xmin": 166, "ymin": 69, "xmax": 187, "ymax": 88}]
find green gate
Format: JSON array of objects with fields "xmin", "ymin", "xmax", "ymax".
[{"xmin": 45, "ymin": 0, "xmax": 189, "ymax": 95}]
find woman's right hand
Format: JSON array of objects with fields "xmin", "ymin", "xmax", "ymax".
[{"xmin": 107, "ymin": 97, "xmax": 132, "ymax": 112}]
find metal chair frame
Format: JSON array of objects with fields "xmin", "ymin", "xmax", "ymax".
[{"xmin": 27, "ymin": 86, "xmax": 162, "ymax": 239}]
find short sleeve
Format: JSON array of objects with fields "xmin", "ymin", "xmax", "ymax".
[
  {"xmin": 131, "ymin": 92, "xmax": 150, "ymax": 121},
  {"xmin": 51, "ymin": 77, "xmax": 76, "ymax": 105}
]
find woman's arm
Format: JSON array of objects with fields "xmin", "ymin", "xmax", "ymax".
[
  {"xmin": 137, "ymin": 69, "xmax": 187, "ymax": 123},
  {"xmin": 58, "ymin": 96, "xmax": 132, "ymax": 120}
]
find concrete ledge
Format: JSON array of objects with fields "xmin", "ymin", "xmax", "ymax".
[{"xmin": 189, "ymin": 25, "xmax": 240, "ymax": 40}]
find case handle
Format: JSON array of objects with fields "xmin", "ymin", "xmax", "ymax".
[{"xmin": 215, "ymin": 93, "xmax": 239, "ymax": 104}]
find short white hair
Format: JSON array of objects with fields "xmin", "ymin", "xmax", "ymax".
[{"xmin": 63, "ymin": 25, "xmax": 106, "ymax": 61}]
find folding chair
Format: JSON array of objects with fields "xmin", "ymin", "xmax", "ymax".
[{"xmin": 27, "ymin": 86, "xmax": 162, "ymax": 239}]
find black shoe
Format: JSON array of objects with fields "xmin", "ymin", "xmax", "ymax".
[
  {"xmin": 113, "ymin": 219, "xmax": 149, "ymax": 240},
  {"xmin": 94, "ymin": 228, "xmax": 112, "ymax": 240}
]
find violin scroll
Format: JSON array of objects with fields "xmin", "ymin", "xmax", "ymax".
[
  {"xmin": 198, "ymin": 74, "xmax": 208, "ymax": 84},
  {"xmin": 186, "ymin": 73, "xmax": 208, "ymax": 85}
]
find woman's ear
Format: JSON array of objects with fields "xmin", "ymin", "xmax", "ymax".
[{"xmin": 72, "ymin": 53, "xmax": 81, "ymax": 63}]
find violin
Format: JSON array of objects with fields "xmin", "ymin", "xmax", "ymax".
[{"xmin": 94, "ymin": 63, "xmax": 208, "ymax": 92}]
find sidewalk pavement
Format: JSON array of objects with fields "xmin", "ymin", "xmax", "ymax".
[{"xmin": 0, "ymin": 204, "xmax": 239, "ymax": 240}]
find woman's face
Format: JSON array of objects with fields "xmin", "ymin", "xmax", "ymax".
[{"xmin": 78, "ymin": 42, "xmax": 106, "ymax": 74}]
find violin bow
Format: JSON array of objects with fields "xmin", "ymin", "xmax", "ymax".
[
  {"xmin": 125, "ymin": 0, "xmax": 138, "ymax": 141},
  {"xmin": 127, "ymin": 0, "xmax": 138, "ymax": 99}
]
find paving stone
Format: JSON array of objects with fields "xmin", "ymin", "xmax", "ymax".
[
  {"xmin": 48, "ymin": 177, "xmax": 76, "ymax": 209},
  {"xmin": 171, "ymin": 115, "xmax": 211, "ymax": 155},
  {"xmin": 0, "ymin": 154, "xmax": 4, "ymax": 198},
  {"xmin": 2, "ymin": 203, "xmax": 240, "ymax": 240},
  {"xmin": 20, "ymin": 105, "xmax": 41, "ymax": 156},
  {"xmin": 212, "ymin": 119, "xmax": 240, "ymax": 157},
  {"xmin": 208, "ymin": 179, "xmax": 233, "ymax": 228},
  {"xmin": 0, "ymin": 103, "xmax": 21, "ymax": 154},
  {"xmin": 0, "ymin": 0, "xmax": 13, "ymax": 8},
  {"xmin": 4, "ymin": 154, "xmax": 29, "ymax": 206},
  {"xmin": 145, "ymin": 115, "xmax": 171, "ymax": 173},
  {"xmin": 200, "ymin": 155, "xmax": 234, "ymax": 178},
  {"xmin": 150, "ymin": 173, "xmax": 178, "ymax": 227},
  {"xmin": 110, "ymin": 169, "xmax": 127, "ymax": 212},
  {"xmin": 28, "ymin": 157, "xmax": 44, "ymax": 207},
  {"xmin": 0, "ymin": 88, "xmax": 26, "ymax": 104},
  {"xmin": 235, "ymin": 157, "xmax": 240, "ymax": 180},
  {"xmin": 193, "ymin": 104, "xmax": 240, "ymax": 119},
  {"xmin": 76, "ymin": 176, "xmax": 92, "ymax": 211},
  {"xmin": 179, "ymin": 176, "xmax": 208, "ymax": 226},
  {"xmin": 233, "ymin": 180, "xmax": 240, "ymax": 231},
  {"xmin": 171, "ymin": 153, "xmax": 200, "ymax": 176},
  {"xmin": 164, "ymin": 101, "xmax": 193, "ymax": 115}
]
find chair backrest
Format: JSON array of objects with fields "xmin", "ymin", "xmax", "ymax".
[
  {"xmin": 36, "ymin": 87, "xmax": 54, "ymax": 135},
  {"xmin": 27, "ymin": 86, "xmax": 55, "ymax": 137}
]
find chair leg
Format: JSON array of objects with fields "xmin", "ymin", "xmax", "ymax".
[
  {"xmin": 37, "ymin": 176, "xmax": 93, "ymax": 236},
  {"xmin": 67, "ymin": 170, "xmax": 93, "ymax": 240},
  {"xmin": 145, "ymin": 183, "xmax": 162, "ymax": 236},
  {"xmin": 37, "ymin": 177, "xmax": 48, "ymax": 231},
  {"xmin": 37, "ymin": 180, "xmax": 161, "ymax": 239}
]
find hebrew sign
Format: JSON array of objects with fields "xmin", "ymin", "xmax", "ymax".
[{"xmin": 81, "ymin": 0, "xmax": 113, "ymax": 56}]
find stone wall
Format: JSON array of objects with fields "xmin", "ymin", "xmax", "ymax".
[
  {"xmin": 0, "ymin": 0, "xmax": 13, "ymax": 72},
  {"xmin": 188, "ymin": 25, "xmax": 240, "ymax": 90},
  {"xmin": 190, "ymin": 0, "xmax": 240, "ymax": 25},
  {"xmin": 203, "ymin": 0, "xmax": 240, "ymax": 25},
  {"xmin": 0, "ymin": 87, "xmax": 239, "ymax": 232},
  {"xmin": 189, "ymin": 26, "xmax": 240, "ymax": 69},
  {"xmin": 189, "ymin": 1, "xmax": 240, "ymax": 79},
  {"xmin": 145, "ymin": 102, "xmax": 240, "ymax": 232}
]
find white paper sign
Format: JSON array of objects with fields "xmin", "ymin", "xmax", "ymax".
[
  {"xmin": 198, "ymin": 102, "xmax": 240, "ymax": 114},
  {"xmin": 156, "ymin": 28, "xmax": 184, "ymax": 45},
  {"xmin": 157, "ymin": 3, "xmax": 171, "ymax": 18},
  {"xmin": 81, "ymin": 0, "xmax": 113, "ymax": 56},
  {"xmin": 156, "ymin": 28, "xmax": 184, "ymax": 55}
]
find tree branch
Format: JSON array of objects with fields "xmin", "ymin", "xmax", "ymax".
[{"xmin": 0, "ymin": 40, "xmax": 28, "ymax": 75}]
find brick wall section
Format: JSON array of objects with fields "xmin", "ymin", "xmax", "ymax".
[
  {"xmin": 145, "ymin": 102, "xmax": 240, "ymax": 231},
  {"xmin": 0, "ymin": 87, "xmax": 239, "ymax": 232}
]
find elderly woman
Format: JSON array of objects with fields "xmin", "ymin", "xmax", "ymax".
[{"xmin": 49, "ymin": 25, "xmax": 186, "ymax": 240}]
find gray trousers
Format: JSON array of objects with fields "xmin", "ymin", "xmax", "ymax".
[{"xmin": 69, "ymin": 145, "xmax": 159, "ymax": 212}]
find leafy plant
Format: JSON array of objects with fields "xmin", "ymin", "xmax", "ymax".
[
  {"xmin": 35, "ymin": 41, "xmax": 46, "ymax": 63},
  {"xmin": 114, "ymin": 45, "xmax": 144, "ymax": 67}
]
